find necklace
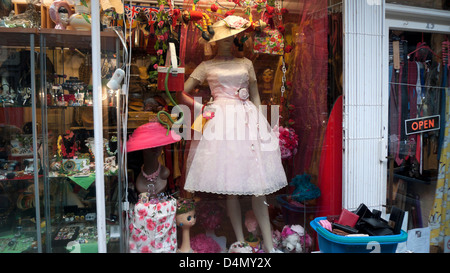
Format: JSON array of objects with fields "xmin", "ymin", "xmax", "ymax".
[{"xmin": 141, "ymin": 164, "xmax": 161, "ymax": 182}]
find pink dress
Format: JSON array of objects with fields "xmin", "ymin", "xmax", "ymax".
[{"xmin": 184, "ymin": 57, "xmax": 287, "ymax": 196}]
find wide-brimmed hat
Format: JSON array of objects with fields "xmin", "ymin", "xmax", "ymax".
[
  {"xmin": 100, "ymin": 0, "xmax": 124, "ymax": 14},
  {"xmin": 127, "ymin": 122, "xmax": 181, "ymax": 152},
  {"xmin": 208, "ymin": 15, "xmax": 251, "ymax": 43}
]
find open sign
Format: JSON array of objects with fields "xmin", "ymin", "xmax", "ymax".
[{"xmin": 405, "ymin": 115, "xmax": 440, "ymax": 135}]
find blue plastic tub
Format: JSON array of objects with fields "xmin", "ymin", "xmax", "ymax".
[{"xmin": 310, "ymin": 217, "xmax": 408, "ymax": 253}]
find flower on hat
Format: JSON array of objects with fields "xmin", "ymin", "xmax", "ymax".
[
  {"xmin": 224, "ymin": 15, "xmax": 250, "ymax": 29},
  {"xmin": 176, "ymin": 198, "xmax": 195, "ymax": 214}
]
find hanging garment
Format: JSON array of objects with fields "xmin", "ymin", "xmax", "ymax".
[
  {"xmin": 128, "ymin": 195, "xmax": 177, "ymax": 253},
  {"xmin": 406, "ymin": 61, "xmax": 419, "ymax": 161},
  {"xmin": 389, "ymin": 64, "xmax": 404, "ymax": 166}
]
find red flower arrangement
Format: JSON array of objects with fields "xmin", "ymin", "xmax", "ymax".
[{"xmin": 279, "ymin": 126, "xmax": 299, "ymax": 160}]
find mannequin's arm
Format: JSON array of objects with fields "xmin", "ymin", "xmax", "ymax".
[{"xmin": 176, "ymin": 77, "xmax": 203, "ymax": 113}]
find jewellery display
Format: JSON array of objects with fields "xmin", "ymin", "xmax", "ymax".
[{"xmin": 105, "ymin": 136, "xmax": 118, "ymax": 156}]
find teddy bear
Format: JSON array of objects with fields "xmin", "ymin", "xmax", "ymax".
[{"xmin": 279, "ymin": 225, "xmax": 312, "ymax": 253}]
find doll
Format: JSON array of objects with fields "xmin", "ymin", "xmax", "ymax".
[{"xmin": 176, "ymin": 198, "xmax": 196, "ymax": 253}]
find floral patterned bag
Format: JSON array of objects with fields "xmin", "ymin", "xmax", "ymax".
[
  {"xmin": 128, "ymin": 194, "xmax": 177, "ymax": 253},
  {"xmin": 253, "ymin": 27, "xmax": 285, "ymax": 55}
]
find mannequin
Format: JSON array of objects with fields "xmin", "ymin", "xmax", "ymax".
[
  {"xmin": 180, "ymin": 31, "xmax": 286, "ymax": 252},
  {"xmin": 135, "ymin": 146, "xmax": 170, "ymax": 194}
]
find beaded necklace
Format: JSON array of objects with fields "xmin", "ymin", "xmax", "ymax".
[{"xmin": 141, "ymin": 164, "xmax": 161, "ymax": 182}]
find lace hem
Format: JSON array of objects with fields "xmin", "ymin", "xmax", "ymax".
[{"xmin": 183, "ymin": 183, "xmax": 287, "ymax": 197}]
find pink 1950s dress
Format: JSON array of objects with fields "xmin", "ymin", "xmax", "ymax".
[{"xmin": 184, "ymin": 57, "xmax": 287, "ymax": 196}]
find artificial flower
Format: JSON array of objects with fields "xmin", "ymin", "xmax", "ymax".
[
  {"xmin": 231, "ymin": 0, "xmax": 241, "ymax": 6},
  {"xmin": 158, "ymin": 20, "xmax": 164, "ymax": 28},
  {"xmin": 281, "ymin": 8, "xmax": 289, "ymax": 14},
  {"xmin": 210, "ymin": 4, "xmax": 218, "ymax": 12},
  {"xmin": 277, "ymin": 25, "xmax": 285, "ymax": 34},
  {"xmin": 236, "ymin": 88, "xmax": 250, "ymax": 100},
  {"xmin": 157, "ymin": 49, "xmax": 163, "ymax": 55},
  {"xmin": 266, "ymin": 4, "xmax": 275, "ymax": 14},
  {"xmin": 225, "ymin": 9, "xmax": 235, "ymax": 17},
  {"xmin": 284, "ymin": 44, "xmax": 293, "ymax": 53},
  {"xmin": 279, "ymin": 126, "xmax": 299, "ymax": 160},
  {"xmin": 245, "ymin": 210, "xmax": 258, "ymax": 233},
  {"xmin": 153, "ymin": 64, "xmax": 158, "ymax": 70},
  {"xmin": 203, "ymin": 111, "xmax": 215, "ymax": 120}
]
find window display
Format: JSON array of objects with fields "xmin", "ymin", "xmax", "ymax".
[
  {"xmin": 0, "ymin": 0, "xmax": 342, "ymax": 254},
  {"xmin": 123, "ymin": 0, "xmax": 335, "ymax": 254}
]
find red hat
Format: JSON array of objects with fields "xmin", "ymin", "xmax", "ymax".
[{"xmin": 127, "ymin": 122, "xmax": 181, "ymax": 152}]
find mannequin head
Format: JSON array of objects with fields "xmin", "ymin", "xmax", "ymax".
[{"xmin": 176, "ymin": 198, "xmax": 196, "ymax": 228}]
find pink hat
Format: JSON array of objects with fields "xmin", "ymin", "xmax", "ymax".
[{"xmin": 127, "ymin": 122, "xmax": 181, "ymax": 152}]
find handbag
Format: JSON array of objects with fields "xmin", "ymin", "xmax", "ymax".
[
  {"xmin": 157, "ymin": 42, "xmax": 185, "ymax": 92},
  {"xmin": 253, "ymin": 12, "xmax": 284, "ymax": 55}
]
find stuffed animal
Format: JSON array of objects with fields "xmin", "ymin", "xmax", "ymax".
[{"xmin": 280, "ymin": 225, "xmax": 312, "ymax": 253}]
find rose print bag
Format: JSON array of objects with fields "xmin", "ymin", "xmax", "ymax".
[
  {"xmin": 253, "ymin": 12, "xmax": 284, "ymax": 55},
  {"xmin": 128, "ymin": 193, "xmax": 177, "ymax": 253}
]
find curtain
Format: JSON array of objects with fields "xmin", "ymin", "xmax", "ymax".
[{"xmin": 289, "ymin": 0, "xmax": 329, "ymax": 177}]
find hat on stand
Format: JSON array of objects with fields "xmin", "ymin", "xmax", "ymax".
[{"xmin": 127, "ymin": 122, "xmax": 181, "ymax": 152}]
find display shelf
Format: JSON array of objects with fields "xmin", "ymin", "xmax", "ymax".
[
  {"xmin": 39, "ymin": 28, "xmax": 118, "ymax": 51},
  {"xmin": 0, "ymin": 28, "xmax": 117, "ymax": 51},
  {"xmin": 0, "ymin": 25, "xmax": 124, "ymax": 253},
  {"xmin": 0, "ymin": 28, "xmax": 38, "ymax": 47}
]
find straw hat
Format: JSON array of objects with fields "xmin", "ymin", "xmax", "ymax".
[
  {"xmin": 127, "ymin": 122, "xmax": 181, "ymax": 152},
  {"xmin": 208, "ymin": 15, "xmax": 251, "ymax": 43},
  {"xmin": 100, "ymin": 0, "xmax": 124, "ymax": 14}
]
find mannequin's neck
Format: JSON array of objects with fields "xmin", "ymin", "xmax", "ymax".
[{"xmin": 179, "ymin": 226, "xmax": 192, "ymax": 253}]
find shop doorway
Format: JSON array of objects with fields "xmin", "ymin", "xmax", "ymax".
[{"xmin": 384, "ymin": 4, "xmax": 450, "ymax": 253}]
